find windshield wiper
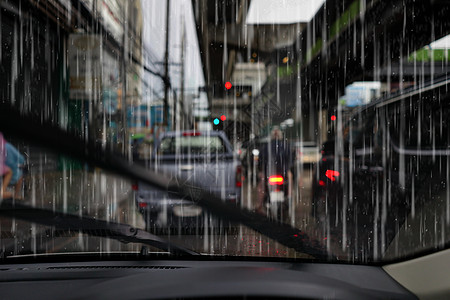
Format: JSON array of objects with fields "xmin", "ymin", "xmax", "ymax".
[
  {"xmin": 0, "ymin": 199, "xmax": 198, "ymax": 256},
  {"xmin": 0, "ymin": 104, "xmax": 330, "ymax": 261}
]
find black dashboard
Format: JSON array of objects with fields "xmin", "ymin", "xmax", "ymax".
[{"xmin": 0, "ymin": 256, "xmax": 416, "ymax": 299}]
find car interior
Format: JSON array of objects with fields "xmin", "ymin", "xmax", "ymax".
[{"xmin": 1, "ymin": 0, "xmax": 450, "ymax": 299}]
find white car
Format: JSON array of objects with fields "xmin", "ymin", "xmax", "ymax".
[{"xmin": 294, "ymin": 141, "xmax": 320, "ymax": 164}]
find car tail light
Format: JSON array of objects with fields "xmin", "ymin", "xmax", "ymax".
[
  {"xmin": 182, "ymin": 132, "xmax": 201, "ymax": 136},
  {"xmin": 138, "ymin": 202, "xmax": 147, "ymax": 208},
  {"xmin": 325, "ymin": 170, "xmax": 340, "ymax": 181},
  {"xmin": 268, "ymin": 175, "xmax": 284, "ymax": 185},
  {"xmin": 132, "ymin": 182, "xmax": 139, "ymax": 191},
  {"xmin": 236, "ymin": 165, "xmax": 243, "ymax": 187}
]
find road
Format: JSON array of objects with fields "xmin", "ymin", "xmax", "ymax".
[{"xmin": 1, "ymin": 162, "xmax": 342, "ymax": 259}]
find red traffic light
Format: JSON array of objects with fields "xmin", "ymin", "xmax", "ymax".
[
  {"xmin": 330, "ymin": 115, "xmax": 336, "ymax": 121},
  {"xmin": 220, "ymin": 115, "xmax": 226, "ymax": 121},
  {"xmin": 225, "ymin": 82, "xmax": 232, "ymax": 90}
]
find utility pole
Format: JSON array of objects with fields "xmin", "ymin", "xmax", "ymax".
[
  {"xmin": 163, "ymin": 0, "xmax": 170, "ymax": 127},
  {"xmin": 179, "ymin": 13, "xmax": 185, "ymax": 130},
  {"xmin": 121, "ymin": 2, "xmax": 129, "ymax": 154}
]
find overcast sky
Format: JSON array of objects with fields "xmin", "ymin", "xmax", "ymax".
[
  {"xmin": 141, "ymin": 0, "xmax": 206, "ymax": 105},
  {"xmin": 246, "ymin": 0, "xmax": 324, "ymax": 24}
]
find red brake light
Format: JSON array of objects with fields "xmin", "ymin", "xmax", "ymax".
[
  {"xmin": 182, "ymin": 132, "xmax": 201, "ymax": 136},
  {"xmin": 268, "ymin": 175, "xmax": 284, "ymax": 185},
  {"xmin": 236, "ymin": 165, "xmax": 243, "ymax": 187},
  {"xmin": 325, "ymin": 170, "xmax": 340, "ymax": 182}
]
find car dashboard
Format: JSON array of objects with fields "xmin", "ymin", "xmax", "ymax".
[{"xmin": 0, "ymin": 256, "xmax": 416, "ymax": 299}]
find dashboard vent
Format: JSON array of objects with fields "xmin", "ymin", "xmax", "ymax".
[{"xmin": 46, "ymin": 265, "xmax": 185, "ymax": 270}]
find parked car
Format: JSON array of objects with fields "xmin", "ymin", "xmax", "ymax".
[{"xmin": 134, "ymin": 130, "xmax": 242, "ymax": 232}]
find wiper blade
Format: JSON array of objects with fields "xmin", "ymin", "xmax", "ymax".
[
  {"xmin": 0, "ymin": 105, "xmax": 330, "ymax": 261},
  {"xmin": 0, "ymin": 199, "xmax": 198, "ymax": 256}
]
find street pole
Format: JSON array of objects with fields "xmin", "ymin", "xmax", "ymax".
[
  {"xmin": 163, "ymin": 0, "xmax": 170, "ymax": 127},
  {"xmin": 121, "ymin": 3, "xmax": 128, "ymax": 154},
  {"xmin": 180, "ymin": 13, "xmax": 185, "ymax": 130}
]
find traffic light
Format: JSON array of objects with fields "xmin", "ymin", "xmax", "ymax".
[
  {"xmin": 225, "ymin": 82, "xmax": 232, "ymax": 90},
  {"xmin": 213, "ymin": 115, "xmax": 226, "ymax": 127}
]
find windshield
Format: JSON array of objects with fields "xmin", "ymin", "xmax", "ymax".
[{"xmin": 1, "ymin": 0, "xmax": 449, "ymax": 264}]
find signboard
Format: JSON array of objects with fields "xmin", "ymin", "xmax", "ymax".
[
  {"xmin": 68, "ymin": 34, "xmax": 102, "ymax": 100},
  {"xmin": 344, "ymin": 85, "xmax": 366, "ymax": 107},
  {"xmin": 342, "ymin": 81, "xmax": 381, "ymax": 107},
  {"xmin": 127, "ymin": 105, "xmax": 169, "ymax": 129},
  {"xmin": 101, "ymin": 50, "xmax": 120, "ymax": 112},
  {"xmin": 128, "ymin": 105, "xmax": 150, "ymax": 129}
]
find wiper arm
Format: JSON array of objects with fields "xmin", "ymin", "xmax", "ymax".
[
  {"xmin": 0, "ymin": 199, "xmax": 198, "ymax": 256},
  {"xmin": 0, "ymin": 104, "xmax": 330, "ymax": 261}
]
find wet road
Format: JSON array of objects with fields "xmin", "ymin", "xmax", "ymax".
[{"xmin": 0, "ymin": 165, "xmax": 328, "ymax": 259}]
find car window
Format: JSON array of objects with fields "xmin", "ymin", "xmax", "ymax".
[{"xmin": 159, "ymin": 136, "xmax": 226, "ymax": 155}]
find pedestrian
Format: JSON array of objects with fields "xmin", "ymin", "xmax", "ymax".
[
  {"xmin": 0, "ymin": 132, "xmax": 13, "ymax": 199},
  {"xmin": 5, "ymin": 142, "xmax": 25, "ymax": 199}
]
